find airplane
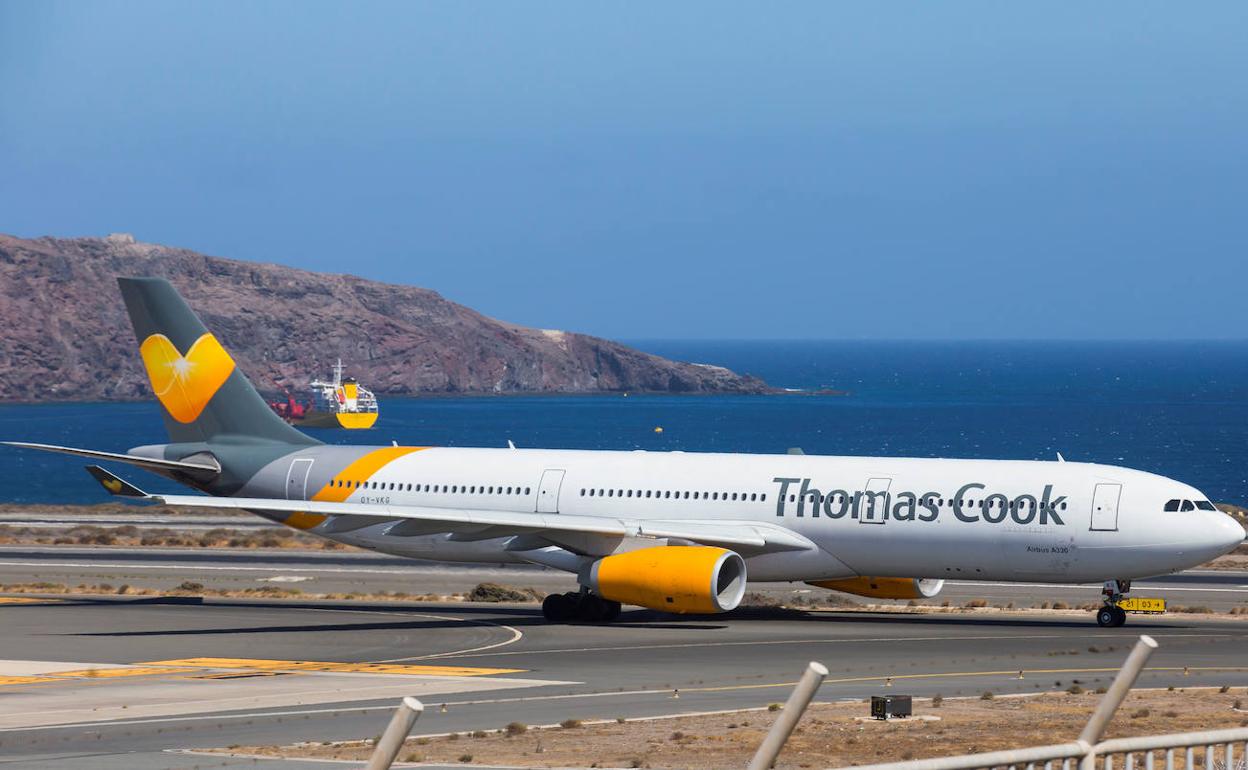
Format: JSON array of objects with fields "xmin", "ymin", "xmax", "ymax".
[{"xmin": 6, "ymin": 278, "xmax": 1244, "ymax": 628}]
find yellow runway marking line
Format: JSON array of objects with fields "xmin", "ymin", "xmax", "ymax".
[
  {"xmin": 0, "ymin": 597, "xmax": 63, "ymax": 605},
  {"xmin": 183, "ymin": 671, "xmax": 299, "ymax": 680},
  {"xmin": 52, "ymin": 667, "xmax": 197, "ymax": 679},
  {"xmin": 141, "ymin": 657, "xmax": 526, "ymax": 677},
  {"xmin": 0, "ymin": 676, "xmax": 59, "ymax": 686}
]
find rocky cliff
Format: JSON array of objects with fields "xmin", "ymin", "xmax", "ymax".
[{"xmin": 0, "ymin": 233, "xmax": 770, "ymax": 402}]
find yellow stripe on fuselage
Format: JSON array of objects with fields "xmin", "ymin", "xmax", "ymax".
[{"xmin": 310, "ymin": 446, "xmax": 425, "ymax": 503}]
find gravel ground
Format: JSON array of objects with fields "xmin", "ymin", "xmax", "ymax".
[{"xmin": 208, "ymin": 687, "xmax": 1248, "ymax": 769}]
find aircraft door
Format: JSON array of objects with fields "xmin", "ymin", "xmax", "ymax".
[
  {"xmin": 536, "ymin": 469, "xmax": 566, "ymax": 513},
  {"xmin": 1090, "ymin": 483, "xmax": 1121, "ymax": 531},
  {"xmin": 286, "ymin": 458, "xmax": 314, "ymax": 500},
  {"xmin": 858, "ymin": 477, "xmax": 892, "ymax": 524}
]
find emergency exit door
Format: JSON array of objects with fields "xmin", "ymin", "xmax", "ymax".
[
  {"xmin": 1090, "ymin": 483, "xmax": 1121, "ymax": 531},
  {"xmin": 858, "ymin": 477, "xmax": 892, "ymax": 524},
  {"xmin": 286, "ymin": 458, "xmax": 314, "ymax": 500},
  {"xmin": 536, "ymin": 469, "xmax": 566, "ymax": 513}
]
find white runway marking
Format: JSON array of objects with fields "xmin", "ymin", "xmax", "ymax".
[
  {"xmin": 282, "ymin": 605, "xmax": 525, "ymax": 661},
  {"xmin": 375, "ymin": 618, "xmax": 524, "ymax": 662},
  {"xmin": 436, "ymin": 631, "xmax": 1237, "ymax": 660}
]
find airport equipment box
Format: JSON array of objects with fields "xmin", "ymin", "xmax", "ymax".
[{"xmin": 870, "ymin": 695, "xmax": 912, "ymax": 720}]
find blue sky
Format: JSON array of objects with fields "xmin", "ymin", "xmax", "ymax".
[{"xmin": 2, "ymin": 2, "xmax": 1246, "ymax": 340}]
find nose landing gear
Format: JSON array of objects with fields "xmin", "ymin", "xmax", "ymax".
[
  {"xmin": 1096, "ymin": 604, "xmax": 1127, "ymax": 628},
  {"xmin": 1096, "ymin": 580, "xmax": 1130, "ymax": 627},
  {"xmin": 541, "ymin": 591, "xmax": 622, "ymax": 623}
]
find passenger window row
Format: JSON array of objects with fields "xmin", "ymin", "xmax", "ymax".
[
  {"xmin": 330, "ymin": 479, "xmax": 532, "ymax": 496},
  {"xmin": 580, "ymin": 488, "xmax": 766, "ymax": 503}
]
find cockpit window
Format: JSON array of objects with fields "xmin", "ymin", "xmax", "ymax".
[{"xmin": 1167, "ymin": 498, "xmax": 1216, "ymax": 512}]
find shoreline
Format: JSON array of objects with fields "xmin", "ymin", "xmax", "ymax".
[{"xmin": 0, "ymin": 388, "xmax": 855, "ymax": 407}]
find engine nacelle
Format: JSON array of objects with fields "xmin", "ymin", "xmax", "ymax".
[
  {"xmin": 584, "ymin": 545, "xmax": 747, "ymax": 614},
  {"xmin": 808, "ymin": 576, "xmax": 944, "ymax": 600}
]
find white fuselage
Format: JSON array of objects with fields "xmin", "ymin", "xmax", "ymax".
[{"xmin": 244, "ymin": 446, "xmax": 1244, "ymax": 585}]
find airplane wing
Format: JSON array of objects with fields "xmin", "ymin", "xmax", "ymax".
[
  {"xmin": 81, "ymin": 464, "xmax": 813, "ymax": 554},
  {"xmin": 152, "ymin": 492, "xmax": 815, "ymax": 552}
]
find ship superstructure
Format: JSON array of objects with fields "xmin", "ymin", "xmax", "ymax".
[{"xmin": 271, "ymin": 359, "xmax": 378, "ymax": 429}]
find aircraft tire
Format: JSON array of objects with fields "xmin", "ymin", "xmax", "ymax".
[
  {"xmin": 1093, "ymin": 604, "xmax": 1123, "ymax": 626},
  {"xmin": 577, "ymin": 594, "xmax": 607, "ymax": 622},
  {"xmin": 602, "ymin": 600, "xmax": 622, "ymax": 622},
  {"xmin": 1111, "ymin": 606, "xmax": 1128, "ymax": 627},
  {"xmin": 542, "ymin": 593, "xmax": 576, "ymax": 622}
]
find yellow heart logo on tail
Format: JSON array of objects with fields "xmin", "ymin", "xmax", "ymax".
[
  {"xmin": 102, "ymin": 478, "xmax": 122, "ymax": 494},
  {"xmin": 139, "ymin": 333, "xmax": 236, "ymax": 424}
]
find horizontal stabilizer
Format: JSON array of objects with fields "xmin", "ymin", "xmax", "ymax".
[
  {"xmin": 3, "ymin": 442, "xmax": 220, "ymax": 476},
  {"xmin": 85, "ymin": 465, "xmax": 149, "ymax": 498}
]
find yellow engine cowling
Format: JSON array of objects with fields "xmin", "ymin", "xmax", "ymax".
[
  {"xmin": 585, "ymin": 545, "xmax": 747, "ymax": 614},
  {"xmin": 808, "ymin": 576, "xmax": 945, "ymax": 600}
]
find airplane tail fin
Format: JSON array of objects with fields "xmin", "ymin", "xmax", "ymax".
[{"xmin": 117, "ymin": 277, "xmax": 318, "ymax": 447}]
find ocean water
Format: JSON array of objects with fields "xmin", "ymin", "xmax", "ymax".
[{"xmin": 2, "ymin": 341, "xmax": 1246, "ymax": 505}]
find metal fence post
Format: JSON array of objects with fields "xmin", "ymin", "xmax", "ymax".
[
  {"xmin": 747, "ymin": 661, "xmax": 829, "ymax": 770},
  {"xmin": 366, "ymin": 696, "xmax": 425, "ymax": 770},
  {"xmin": 1078, "ymin": 636, "xmax": 1159, "ymax": 770}
]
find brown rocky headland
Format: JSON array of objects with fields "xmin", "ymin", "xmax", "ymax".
[{"xmin": 0, "ymin": 233, "xmax": 771, "ymax": 402}]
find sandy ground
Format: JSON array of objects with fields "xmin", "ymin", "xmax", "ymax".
[{"xmin": 208, "ymin": 688, "xmax": 1248, "ymax": 769}]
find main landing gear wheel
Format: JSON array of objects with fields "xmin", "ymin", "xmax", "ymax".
[
  {"xmin": 540, "ymin": 592, "xmax": 621, "ymax": 623},
  {"xmin": 541, "ymin": 592, "xmax": 577, "ymax": 622},
  {"xmin": 1095, "ymin": 605, "xmax": 1127, "ymax": 628}
]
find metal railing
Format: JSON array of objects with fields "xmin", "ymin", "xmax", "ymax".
[
  {"xmin": 839, "ymin": 731, "xmax": 1248, "ymax": 770},
  {"xmin": 751, "ymin": 635, "xmax": 1248, "ymax": 770},
  {"xmin": 1097, "ymin": 730, "xmax": 1246, "ymax": 770},
  {"xmin": 366, "ymin": 696, "xmax": 423, "ymax": 770}
]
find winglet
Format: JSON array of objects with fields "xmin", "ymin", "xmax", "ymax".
[{"xmin": 85, "ymin": 465, "xmax": 149, "ymax": 498}]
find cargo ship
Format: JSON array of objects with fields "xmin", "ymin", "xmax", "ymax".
[{"xmin": 269, "ymin": 359, "xmax": 379, "ymax": 429}]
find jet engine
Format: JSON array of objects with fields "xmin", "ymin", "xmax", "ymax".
[
  {"xmin": 584, "ymin": 545, "xmax": 747, "ymax": 614},
  {"xmin": 808, "ymin": 576, "xmax": 944, "ymax": 600}
]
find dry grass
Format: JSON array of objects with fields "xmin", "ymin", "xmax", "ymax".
[
  {"xmin": 0, "ymin": 522, "xmax": 346, "ymax": 550},
  {"xmin": 0, "ymin": 580, "xmax": 461, "ymax": 603},
  {"xmin": 210, "ymin": 688, "xmax": 1248, "ymax": 769},
  {"xmin": 0, "ymin": 502, "xmax": 247, "ymax": 517}
]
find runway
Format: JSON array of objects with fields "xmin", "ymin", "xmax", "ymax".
[{"xmin": 2, "ymin": 571, "xmax": 1247, "ymax": 768}]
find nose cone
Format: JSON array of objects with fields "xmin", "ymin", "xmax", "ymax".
[{"xmin": 1206, "ymin": 512, "xmax": 1245, "ymax": 556}]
